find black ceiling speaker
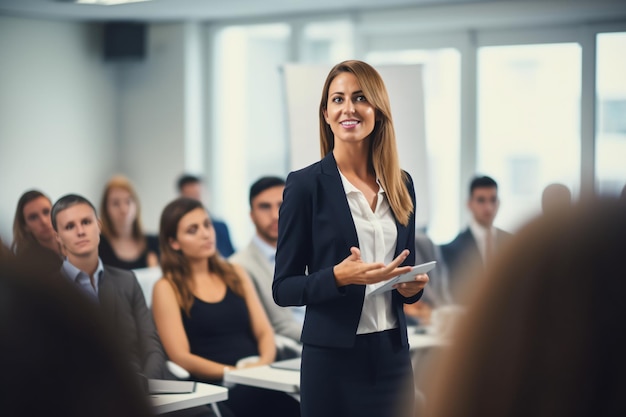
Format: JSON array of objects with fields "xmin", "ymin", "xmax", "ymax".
[{"xmin": 103, "ymin": 22, "xmax": 146, "ymax": 61}]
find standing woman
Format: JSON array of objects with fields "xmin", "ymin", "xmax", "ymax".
[
  {"xmin": 12, "ymin": 190, "xmax": 63, "ymax": 273},
  {"xmin": 152, "ymin": 197, "xmax": 300, "ymax": 417},
  {"xmin": 273, "ymin": 60, "xmax": 429, "ymax": 417},
  {"xmin": 99, "ymin": 175, "xmax": 159, "ymax": 269}
]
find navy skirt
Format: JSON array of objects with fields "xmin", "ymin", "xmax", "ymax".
[{"xmin": 300, "ymin": 328, "xmax": 415, "ymax": 417}]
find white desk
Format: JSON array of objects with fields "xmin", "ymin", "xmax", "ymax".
[
  {"xmin": 224, "ymin": 365, "xmax": 300, "ymax": 395},
  {"xmin": 408, "ymin": 332, "xmax": 449, "ymax": 350},
  {"xmin": 224, "ymin": 333, "xmax": 446, "ymax": 398},
  {"xmin": 150, "ymin": 382, "xmax": 228, "ymax": 414}
]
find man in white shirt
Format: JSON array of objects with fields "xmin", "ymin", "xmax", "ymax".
[
  {"xmin": 441, "ymin": 176, "xmax": 511, "ymax": 302},
  {"xmin": 229, "ymin": 177, "xmax": 303, "ymax": 354}
]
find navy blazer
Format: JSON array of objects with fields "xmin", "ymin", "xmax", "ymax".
[
  {"xmin": 213, "ymin": 219, "xmax": 235, "ymax": 258},
  {"xmin": 441, "ymin": 227, "xmax": 512, "ymax": 301},
  {"xmin": 273, "ymin": 152, "xmax": 421, "ymax": 349}
]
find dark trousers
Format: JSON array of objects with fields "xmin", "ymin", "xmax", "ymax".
[
  {"xmin": 300, "ymin": 328, "xmax": 415, "ymax": 417},
  {"xmin": 219, "ymin": 384, "xmax": 300, "ymax": 417}
]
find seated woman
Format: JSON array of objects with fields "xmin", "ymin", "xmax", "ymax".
[
  {"xmin": 99, "ymin": 175, "xmax": 159, "ymax": 270},
  {"xmin": 12, "ymin": 190, "xmax": 63, "ymax": 274},
  {"xmin": 152, "ymin": 197, "xmax": 300, "ymax": 417}
]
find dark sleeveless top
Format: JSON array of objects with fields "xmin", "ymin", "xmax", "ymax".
[
  {"xmin": 182, "ymin": 287, "xmax": 258, "ymax": 368},
  {"xmin": 98, "ymin": 234, "xmax": 160, "ymax": 270}
]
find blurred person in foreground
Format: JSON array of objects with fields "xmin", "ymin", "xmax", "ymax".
[
  {"xmin": 0, "ymin": 237, "xmax": 13, "ymax": 262},
  {"xmin": 0, "ymin": 258, "xmax": 152, "ymax": 417},
  {"xmin": 422, "ymin": 197, "xmax": 626, "ymax": 417}
]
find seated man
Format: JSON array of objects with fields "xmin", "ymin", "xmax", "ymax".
[
  {"xmin": 52, "ymin": 194, "xmax": 222, "ymax": 417},
  {"xmin": 229, "ymin": 177, "xmax": 303, "ymax": 355},
  {"xmin": 441, "ymin": 175, "xmax": 512, "ymax": 303},
  {"xmin": 52, "ymin": 193, "xmax": 170, "ymax": 379}
]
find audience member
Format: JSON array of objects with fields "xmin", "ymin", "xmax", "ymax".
[
  {"xmin": 423, "ymin": 197, "xmax": 626, "ymax": 417},
  {"xmin": 153, "ymin": 197, "xmax": 300, "ymax": 417},
  {"xmin": 0, "ymin": 258, "xmax": 153, "ymax": 417},
  {"xmin": 229, "ymin": 176, "xmax": 304, "ymax": 350},
  {"xmin": 404, "ymin": 232, "xmax": 453, "ymax": 326},
  {"xmin": 11, "ymin": 189, "xmax": 63, "ymax": 274},
  {"xmin": 176, "ymin": 174, "xmax": 236, "ymax": 257},
  {"xmin": 52, "ymin": 194, "xmax": 171, "ymax": 380},
  {"xmin": 441, "ymin": 175, "xmax": 511, "ymax": 302},
  {"xmin": 541, "ymin": 182, "xmax": 572, "ymax": 215},
  {"xmin": 99, "ymin": 175, "xmax": 160, "ymax": 270}
]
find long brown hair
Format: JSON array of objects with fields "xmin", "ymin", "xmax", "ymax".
[
  {"xmin": 159, "ymin": 197, "xmax": 242, "ymax": 317},
  {"xmin": 424, "ymin": 198, "xmax": 626, "ymax": 417},
  {"xmin": 11, "ymin": 190, "xmax": 51, "ymax": 254},
  {"xmin": 99, "ymin": 175, "xmax": 146, "ymax": 242},
  {"xmin": 318, "ymin": 60, "xmax": 413, "ymax": 226}
]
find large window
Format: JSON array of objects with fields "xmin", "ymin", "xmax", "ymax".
[
  {"xmin": 211, "ymin": 23, "xmax": 291, "ymax": 247},
  {"xmin": 477, "ymin": 43, "xmax": 581, "ymax": 232},
  {"xmin": 208, "ymin": 14, "xmax": 625, "ymax": 248},
  {"xmin": 211, "ymin": 20, "xmax": 355, "ymax": 247},
  {"xmin": 367, "ymin": 49, "xmax": 461, "ymax": 244},
  {"xmin": 596, "ymin": 32, "xmax": 626, "ymax": 196},
  {"xmin": 301, "ymin": 20, "xmax": 353, "ymax": 63}
]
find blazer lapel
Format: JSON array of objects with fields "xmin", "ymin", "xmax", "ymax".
[
  {"xmin": 395, "ymin": 218, "xmax": 409, "ymax": 257},
  {"xmin": 320, "ymin": 153, "xmax": 359, "ymax": 250}
]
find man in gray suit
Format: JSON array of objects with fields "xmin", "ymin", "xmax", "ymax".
[
  {"xmin": 229, "ymin": 177, "xmax": 303, "ymax": 349},
  {"xmin": 51, "ymin": 194, "xmax": 170, "ymax": 380}
]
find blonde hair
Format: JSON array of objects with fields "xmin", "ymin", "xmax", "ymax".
[
  {"xmin": 99, "ymin": 175, "xmax": 145, "ymax": 241},
  {"xmin": 319, "ymin": 60, "xmax": 413, "ymax": 226},
  {"xmin": 159, "ymin": 197, "xmax": 243, "ymax": 317}
]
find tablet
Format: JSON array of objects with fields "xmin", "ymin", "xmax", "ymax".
[{"xmin": 370, "ymin": 261, "xmax": 436, "ymax": 296}]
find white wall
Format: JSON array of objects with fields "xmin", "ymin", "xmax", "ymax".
[
  {"xmin": 0, "ymin": 15, "xmax": 117, "ymax": 243},
  {"xmin": 0, "ymin": 17, "xmax": 192, "ymax": 242},
  {"xmin": 115, "ymin": 23, "xmax": 188, "ymax": 234}
]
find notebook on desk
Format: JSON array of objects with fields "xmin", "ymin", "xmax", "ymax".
[
  {"xmin": 148, "ymin": 379, "xmax": 196, "ymax": 394},
  {"xmin": 269, "ymin": 358, "xmax": 301, "ymax": 371}
]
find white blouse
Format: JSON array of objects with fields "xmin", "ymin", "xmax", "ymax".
[{"xmin": 338, "ymin": 169, "xmax": 399, "ymax": 335}]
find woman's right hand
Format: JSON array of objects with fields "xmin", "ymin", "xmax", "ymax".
[{"xmin": 333, "ymin": 247, "xmax": 413, "ymax": 287}]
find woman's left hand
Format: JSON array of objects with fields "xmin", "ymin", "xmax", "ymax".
[{"xmin": 394, "ymin": 273, "xmax": 429, "ymax": 298}]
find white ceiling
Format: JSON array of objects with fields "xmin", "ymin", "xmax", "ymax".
[{"xmin": 0, "ymin": 0, "xmax": 487, "ymax": 22}]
